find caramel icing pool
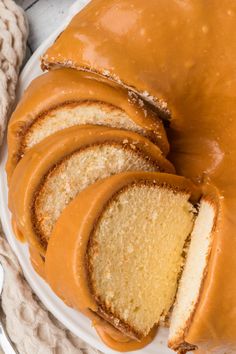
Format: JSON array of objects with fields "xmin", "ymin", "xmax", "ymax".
[{"xmin": 41, "ymin": 1, "xmax": 236, "ymax": 352}]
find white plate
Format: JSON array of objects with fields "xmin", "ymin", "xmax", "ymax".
[{"xmin": 0, "ymin": 1, "xmax": 174, "ymax": 353}]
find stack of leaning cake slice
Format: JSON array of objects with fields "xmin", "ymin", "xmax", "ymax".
[
  {"xmin": 6, "ymin": 69, "xmax": 168, "ymax": 179},
  {"xmin": 7, "ymin": 67, "xmax": 216, "ymax": 353},
  {"xmin": 9, "ymin": 125, "xmax": 173, "ymax": 255}
]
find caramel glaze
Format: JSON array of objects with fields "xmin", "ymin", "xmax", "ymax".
[
  {"xmin": 9, "ymin": 125, "xmax": 174, "ymax": 256},
  {"xmin": 6, "ymin": 68, "xmax": 168, "ymax": 180},
  {"xmin": 41, "ymin": 1, "xmax": 236, "ymax": 352},
  {"xmin": 94, "ymin": 324, "xmax": 156, "ymax": 352},
  {"xmin": 29, "ymin": 246, "xmax": 45, "ymax": 279},
  {"xmin": 45, "ymin": 171, "xmax": 199, "ymax": 351}
]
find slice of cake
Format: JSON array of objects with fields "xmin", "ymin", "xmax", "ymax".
[
  {"xmin": 9, "ymin": 126, "xmax": 173, "ymax": 256},
  {"xmin": 6, "ymin": 68, "xmax": 169, "ymax": 179},
  {"xmin": 45, "ymin": 171, "xmax": 200, "ymax": 347},
  {"xmin": 168, "ymin": 197, "xmax": 216, "ymax": 353}
]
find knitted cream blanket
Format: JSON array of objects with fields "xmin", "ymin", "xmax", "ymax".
[
  {"xmin": 0, "ymin": 233, "xmax": 100, "ymax": 354},
  {"xmin": 0, "ymin": 0, "xmax": 28, "ymax": 143}
]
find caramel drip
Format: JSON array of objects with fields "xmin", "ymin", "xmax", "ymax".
[
  {"xmin": 42, "ymin": 1, "xmax": 236, "ymax": 351},
  {"xmin": 29, "ymin": 246, "xmax": 45, "ymax": 279},
  {"xmin": 11, "ymin": 219, "xmax": 25, "ymax": 242},
  {"xmin": 94, "ymin": 324, "xmax": 156, "ymax": 351}
]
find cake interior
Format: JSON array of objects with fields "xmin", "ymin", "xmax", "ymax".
[
  {"xmin": 87, "ymin": 184, "xmax": 196, "ymax": 338},
  {"xmin": 169, "ymin": 199, "xmax": 215, "ymax": 350},
  {"xmin": 23, "ymin": 102, "xmax": 147, "ymax": 153},
  {"xmin": 33, "ymin": 144, "xmax": 158, "ymax": 246}
]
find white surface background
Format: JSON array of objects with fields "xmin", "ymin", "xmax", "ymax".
[{"xmin": 16, "ymin": 0, "xmax": 76, "ymax": 55}]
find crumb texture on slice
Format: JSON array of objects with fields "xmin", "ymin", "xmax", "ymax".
[
  {"xmin": 24, "ymin": 102, "xmax": 146, "ymax": 152},
  {"xmin": 169, "ymin": 199, "xmax": 215, "ymax": 350},
  {"xmin": 34, "ymin": 144, "xmax": 157, "ymax": 243},
  {"xmin": 88, "ymin": 184, "xmax": 195, "ymax": 338}
]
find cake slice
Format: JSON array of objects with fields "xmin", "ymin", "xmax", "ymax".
[
  {"xmin": 6, "ymin": 68, "xmax": 168, "ymax": 179},
  {"xmin": 168, "ymin": 197, "xmax": 216, "ymax": 353},
  {"xmin": 45, "ymin": 171, "xmax": 200, "ymax": 346},
  {"xmin": 9, "ymin": 126, "xmax": 173, "ymax": 256}
]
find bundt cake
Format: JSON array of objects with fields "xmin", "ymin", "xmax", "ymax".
[
  {"xmin": 9, "ymin": 125, "xmax": 173, "ymax": 256},
  {"xmin": 39, "ymin": 0, "xmax": 236, "ymax": 352},
  {"xmin": 6, "ymin": 0, "xmax": 236, "ymax": 352},
  {"xmin": 45, "ymin": 172, "xmax": 201, "ymax": 348},
  {"xmin": 6, "ymin": 68, "xmax": 168, "ymax": 180}
]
